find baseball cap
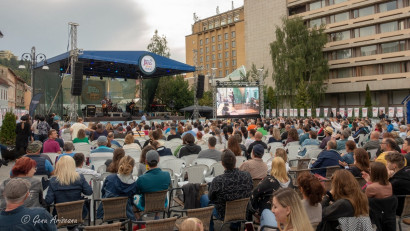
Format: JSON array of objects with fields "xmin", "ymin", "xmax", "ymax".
[
  {"xmin": 324, "ymin": 127, "xmax": 333, "ymax": 134},
  {"xmin": 4, "ymin": 178, "xmax": 31, "ymax": 201},
  {"xmin": 97, "ymin": 136, "xmax": 108, "ymax": 143},
  {"xmin": 252, "ymin": 144, "xmax": 264, "ymax": 157},
  {"xmin": 26, "ymin": 141, "xmax": 42, "ymax": 153},
  {"xmin": 146, "ymin": 150, "xmax": 159, "ymax": 165}
]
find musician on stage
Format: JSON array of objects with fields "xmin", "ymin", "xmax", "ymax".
[{"xmin": 101, "ymin": 97, "xmax": 109, "ymax": 116}]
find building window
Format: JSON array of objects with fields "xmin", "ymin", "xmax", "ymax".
[
  {"xmin": 232, "ymin": 50, "xmax": 236, "ymax": 57},
  {"xmin": 310, "ymin": 18, "xmax": 325, "ymax": 28},
  {"xmin": 228, "ymin": 16, "xmax": 232, "ymax": 23},
  {"xmin": 330, "ymin": 12, "xmax": 349, "ymax": 23},
  {"xmin": 219, "ymin": 62, "xmax": 222, "ymax": 68},
  {"xmin": 212, "ymin": 63, "xmax": 216, "ymax": 68},
  {"xmin": 333, "ymin": 49, "xmax": 351, "ymax": 60},
  {"xmin": 219, "ymin": 70, "xmax": 222, "ymax": 76},
  {"xmin": 206, "ymin": 47, "xmax": 209, "ymax": 53},
  {"xmin": 212, "ymin": 36, "xmax": 215, "ymax": 43},
  {"xmin": 329, "ymin": 30, "xmax": 350, "ymax": 41},
  {"xmin": 225, "ymin": 33, "xmax": 229, "ymax": 40},
  {"xmin": 200, "ymin": 57, "xmax": 203, "ymax": 62},
  {"xmin": 225, "ymin": 70, "xmax": 229, "ymax": 75},
  {"xmin": 354, "ymin": 25, "xmax": 375, "ymax": 37},
  {"xmin": 358, "ymin": 65, "xmax": 378, "ymax": 76},
  {"xmin": 218, "ymin": 53, "xmax": 222, "ymax": 59},
  {"xmin": 225, "ymin": 42, "xmax": 229, "ymax": 49},
  {"xmin": 231, "ymin": 41, "xmax": 236, "ymax": 48},
  {"xmin": 215, "ymin": 20, "xmax": 220, "ymax": 27},
  {"xmin": 206, "ymin": 64, "xmax": 209, "ymax": 69},
  {"xmin": 232, "ymin": 59, "xmax": 236, "ymax": 66},
  {"xmin": 309, "ymin": 0, "xmax": 324, "ymax": 10},
  {"xmin": 218, "ymin": 44, "xmax": 222, "ymax": 50},
  {"xmin": 212, "ymin": 45, "xmax": 215, "ymax": 52},
  {"xmin": 206, "ymin": 56, "xmax": 209, "ymax": 61},
  {"xmin": 360, "ymin": 45, "xmax": 377, "ymax": 56},
  {"xmin": 218, "ymin": 35, "xmax": 222, "ymax": 41},
  {"xmin": 234, "ymin": 13, "xmax": 240, "ymax": 21},
  {"xmin": 200, "ymin": 40, "xmax": 203, "ymax": 46},
  {"xmin": 379, "ymin": 0, "xmax": 402, "ymax": 13},
  {"xmin": 212, "ymin": 54, "xmax": 215, "ymax": 60},
  {"xmin": 336, "ymin": 67, "xmax": 353, "ymax": 78},
  {"xmin": 231, "ymin": 31, "xmax": 236, "ymax": 38},
  {"xmin": 225, "ymin": 51, "xmax": 229, "ymax": 58},
  {"xmin": 383, "ymin": 62, "xmax": 405, "ymax": 74},
  {"xmin": 206, "ymin": 38, "xmax": 209, "ymax": 44},
  {"xmin": 200, "ymin": 48, "xmax": 203, "ymax": 54},
  {"xmin": 221, "ymin": 18, "xmax": 226, "ymax": 26},
  {"xmin": 353, "ymin": 6, "xmax": 374, "ymax": 18},
  {"xmin": 380, "ymin": 21, "xmax": 400, "ymax": 33},
  {"xmin": 225, "ymin": 61, "xmax": 229, "ymax": 66},
  {"xmin": 334, "ymin": 0, "xmax": 347, "ymax": 4},
  {"xmin": 381, "ymin": 41, "xmax": 405, "ymax": 53}
]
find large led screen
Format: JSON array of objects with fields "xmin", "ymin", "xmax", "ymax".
[{"xmin": 216, "ymin": 87, "xmax": 260, "ymax": 117}]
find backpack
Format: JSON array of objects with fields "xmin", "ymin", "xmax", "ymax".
[{"xmin": 37, "ymin": 121, "xmax": 50, "ymax": 135}]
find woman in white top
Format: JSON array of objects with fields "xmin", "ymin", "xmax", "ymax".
[{"xmin": 122, "ymin": 134, "xmax": 141, "ymax": 151}]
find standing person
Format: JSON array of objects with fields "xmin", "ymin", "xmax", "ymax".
[
  {"xmin": 31, "ymin": 115, "xmax": 40, "ymax": 141},
  {"xmin": 70, "ymin": 118, "xmax": 93, "ymax": 140},
  {"xmin": 37, "ymin": 115, "xmax": 51, "ymax": 143},
  {"xmin": 101, "ymin": 97, "xmax": 108, "ymax": 116},
  {"xmin": 0, "ymin": 178, "xmax": 57, "ymax": 231},
  {"xmin": 15, "ymin": 115, "xmax": 31, "ymax": 155}
]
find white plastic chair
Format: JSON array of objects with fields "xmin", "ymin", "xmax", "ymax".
[
  {"xmin": 193, "ymin": 158, "xmax": 217, "ymax": 168},
  {"xmin": 160, "ymin": 155, "xmax": 177, "ymax": 162},
  {"xmin": 61, "ymin": 133, "xmax": 72, "ymax": 142},
  {"xmin": 305, "ymin": 148, "xmax": 322, "ymax": 159},
  {"xmin": 215, "ymin": 143, "xmax": 225, "ymax": 150},
  {"xmin": 235, "ymin": 156, "xmax": 247, "ymax": 168},
  {"xmin": 287, "ymin": 145, "xmax": 302, "ymax": 160},
  {"xmin": 262, "ymin": 152, "xmax": 273, "ymax": 163},
  {"xmin": 74, "ymin": 143, "xmax": 92, "ymax": 157},
  {"xmin": 268, "ymin": 142, "xmax": 284, "ymax": 154},
  {"xmin": 368, "ymin": 149, "xmax": 378, "ymax": 160},
  {"xmin": 181, "ymin": 154, "xmax": 199, "ymax": 166},
  {"xmin": 42, "ymin": 153, "xmax": 59, "ymax": 165},
  {"xmin": 159, "ymin": 159, "xmax": 186, "ymax": 177},
  {"xmin": 113, "ymin": 139, "xmax": 125, "ymax": 146},
  {"xmin": 124, "ymin": 149, "xmax": 141, "ymax": 160},
  {"xmin": 178, "ymin": 164, "xmax": 209, "ymax": 187},
  {"xmin": 210, "ymin": 162, "xmax": 224, "ymax": 176}
]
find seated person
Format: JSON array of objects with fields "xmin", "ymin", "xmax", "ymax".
[
  {"xmin": 122, "ymin": 134, "xmax": 141, "ymax": 151},
  {"xmin": 42, "ymin": 129, "xmax": 61, "ymax": 154},
  {"xmin": 361, "ymin": 162, "xmax": 392, "ymax": 198},
  {"xmin": 298, "ymin": 131, "xmax": 320, "ymax": 157},
  {"xmin": 311, "ymin": 141, "xmax": 342, "ymax": 177},
  {"xmin": 24, "ymin": 141, "xmax": 54, "ymax": 178},
  {"xmin": 179, "ymin": 133, "xmax": 201, "ymax": 158},
  {"xmin": 197, "ymin": 137, "xmax": 222, "ymax": 162},
  {"xmin": 297, "ymin": 172, "xmax": 324, "ymax": 224},
  {"xmin": 91, "ymin": 136, "xmax": 114, "ymax": 154},
  {"xmin": 0, "ymin": 178, "xmax": 56, "ymax": 230},
  {"xmin": 107, "ymin": 132, "xmax": 122, "ymax": 149},
  {"xmin": 239, "ymin": 144, "xmax": 268, "ymax": 179},
  {"xmin": 97, "ymin": 156, "xmax": 138, "ymax": 221},
  {"xmin": 72, "ymin": 129, "xmax": 89, "ymax": 144},
  {"xmin": 73, "ymin": 153, "xmax": 101, "ymax": 179},
  {"xmin": 56, "ymin": 142, "xmax": 76, "ymax": 162},
  {"xmin": 336, "ymin": 130, "xmax": 350, "ymax": 151},
  {"xmin": 339, "ymin": 140, "xmax": 356, "ymax": 165},
  {"xmin": 167, "ymin": 127, "xmax": 181, "ymax": 141},
  {"xmin": 342, "ymin": 148, "xmax": 370, "ymax": 177}
]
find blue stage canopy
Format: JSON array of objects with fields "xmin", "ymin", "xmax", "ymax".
[{"xmin": 35, "ymin": 50, "xmax": 195, "ymax": 79}]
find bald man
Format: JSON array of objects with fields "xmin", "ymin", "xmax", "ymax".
[
  {"xmin": 246, "ymin": 132, "xmax": 267, "ymax": 159},
  {"xmin": 363, "ymin": 131, "xmax": 380, "ymax": 151}
]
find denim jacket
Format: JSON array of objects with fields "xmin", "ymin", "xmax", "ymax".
[{"xmin": 97, "ymin": 174, "xmax": 138, "ymax": 221}]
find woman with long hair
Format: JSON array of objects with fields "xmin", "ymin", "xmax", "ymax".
[
  {"xmin": 227, "ymin": 135, "xmax": 242, "ymax": 156},
  {"xmin": 254, "ymin": 157, "xmax": 293, "ymax": 222},
  {"xmin": 73, "ymin": 129, "xmax": 89, "ymax": 143},
  {"xmin": 343, "ymin": 148, "xmax": 370, "ymax": 177},
  {"xmin": 214, "ymin": 128, "xmax": 224, "ymax": 145},
  {"xmin": 98, "ymin": 156, "xmax": 138, "ymax": 221},
  {"xmin": 45, "ymin": 156, "xmax": 92, "ymax": 218},
  {"xmin": 179, "ymin": 133, "xmax": 201, "ymax": 158},
  {"xmin": 0, "ymin": 157, "xmax": 44, "ymax": 209},
  {"xmin": 107, "ymin": 148, "xmax": 126, "ymax": 173},
  {"xmin": 284, "ymin": 128, "xmax": 299, "ymax": 146},
  {"xmin": 15, "ymin": 115, "xmax": 31, "ymax": 155},
  {"xmin": 297, "ymin": 172, "xmax": 325, "ymax": 223},
  {"xmin": 195, "ymin": 132, "xmax": 207, "ymax": 145},
  {"xmin": 271, "ymin": 188, "xmax": 314, "ymax": 231},
  {"xmin": 361, "ymin": 162, "xmax": 392, "ymax": 198},
  {"xmin": 123, "ymin": 134, "xmax": 141, "ymax": 151},
  {"xmin": 318, "ymin": 169, "xmax": 369, "ymax": 230},
  {"xmin": 268, "ymin": 128, "xmax": 281, "ymax": 144},
  {"xmin": 138, "ymin": 145, "xmax": 155, "ymax": 176}
]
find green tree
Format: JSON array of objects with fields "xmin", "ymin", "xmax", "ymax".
[
  {"xmin": 199, "ymin": 90, "xmax": 213, "ymax": 106},
  {"xmin": 264, "ymin": 86, "xmax": 276, "ymax": 110},
  {"xmin": 0, "ymin": 57, "xmax": 30, "ymax": 84},
  {"xmin": 144, "ymin": 30, "xmax": 171, "ymax": 111},
  {"xmin": 155, "ymin": 75, "xmax": 193, "ymax": 111},
  {"xmin": 239, "ymin": 63, "xmax": 268, "ymax": 82},
  {"xmin": 364, "ymin": 84, "xmax": 372, "ymax": 107},
  {"xmin": 270, "ymin": 16, "xmax": 329, "ymax": 108},
  {"xmin": 0, "ymin": 112, "xmax": 16, "ymax": 145}
]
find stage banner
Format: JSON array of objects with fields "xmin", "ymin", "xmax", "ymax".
[
  {"xmin": 284, "ymin": 109, "xmax": 288, "ymax": 117},
  {"xmin": 372, "ymin": 107, "xmax": 378, "ymax": 118},
  {"xmin": 347, "ymin": 108, "xmax": 353, "ymax": 117},
  {"xmin": 388, "ymin": 107, "xmax": 395, "ymax": 118},
  {"xmin": 293, "ymin": 109, "xmax": 297, "ymax": 117},
  {"xmin": 397, "ymin": 107, "xmax": 403, "ymax": 117},
  {"xmin": 300, "ymin": 108, "xmax": 305, "ymax": 117},
  {"xmin": 362, "ymin": 107, "xmax": 368, "ymax": 117},
  {"xmin": 279, "ymin": 109, "xmax": 283, "ymax": 117},
  {"xmin": 29, "ymin": 93, "xmax": 43, "ymax": 118},
  {"xmin": 379, "ymin": 107, "xmax": 386, "ymax": 115},
  {"xmin": 331, "ymin": 108, "xmax": 337, "ymax": 117},
  {"xmin": 266, "ymin": 109, "xmax": 270, "ymax": 118},
  {"xmin": 316, "ymin": 108, "xmax": 320, "ymax": 117},
  {"xmin": 307, "ymin": 108, "xmax": 311, "ymax": 117},
  {"xmin": 272, "ymin": 109, "xmax": 276, "ymax": 117},
  {"xmin": 0, "ymin": 110, "xmax": 2, "ymax": 127},
  {"xmin": 290, "ymin": 108, "xmax": 294, "ymax": 117},
  {"xmin": 81, "ymin": 80, "xmax": 106, "ymax": 104},
  {"xmin": 324, "ymin": 108, "xmax": 329, "ymax": 117},
  {"xmin": 340, "ymin": 108, "xmax": 345, "ymax": 117},
  {"xmin": 354, "ymin": 108, "xmax": 360, "ymax": 118}
]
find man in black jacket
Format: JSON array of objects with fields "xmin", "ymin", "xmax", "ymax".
[
  {"xmin": 385, "ymin": 152, "xmax": 410, "ymax": 215},
  {"xmin": 246, "ymin": 132, "xmax": 267, "ymax": 159}
]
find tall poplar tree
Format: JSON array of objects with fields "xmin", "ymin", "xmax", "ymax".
[{"xmin": 270, "ymin": 16, "xmax": 328, "ymax": 108}]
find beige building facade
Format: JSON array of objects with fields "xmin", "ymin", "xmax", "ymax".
[
  {"xmin": 0, "ymin": 65, "xmax": 31, "ymax": 110},
  {"xmin": 244, "ymin": 0, "xmax": 410, "ymax": 108},
  {"xmin": 185, "ymin": 6, "xmax": 246, "ymax": 82}
]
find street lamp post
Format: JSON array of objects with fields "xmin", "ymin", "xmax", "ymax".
[{"xmin": 19, "ymin": 46, "xmax": 49, "ymax": 99}]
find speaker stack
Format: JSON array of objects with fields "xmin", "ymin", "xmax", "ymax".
[
  {"xmin": 71, "ymin": 61, "xmax": 83, "ymax": 96},
  {"xmin": 196, "ymin": 75, "xmax": 204, "ymax": 98}
]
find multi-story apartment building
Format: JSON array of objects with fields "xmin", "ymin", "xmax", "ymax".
[
  {"xmin": 0, "ymin": 50, "xmax": 17, "ymax": 60},
  {"xmin": 245, "ymin": 0, "xmax": 410, "ymax": 108},
  {"xmin": 0, "ymin": 65, "xmax": 31, "ymax": 110},
  {"xmin": 185, "ymin": 6, "xmax": 246, "ymax": 90}
]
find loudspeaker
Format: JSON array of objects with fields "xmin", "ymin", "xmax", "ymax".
[
  {"xmin": 71, "ymin": 62, "xmax": 83, "ymax": 96},
  {"xmin": 86, "ymin": 105, "xmax": 96, "ymax": 117},
  {"xmin": 196, "ymin": 75, "xmax": 204, "ymax": 98},
  {"xmin": 96, "ymin": 112, "xmax": 104, "ymax": 117}
]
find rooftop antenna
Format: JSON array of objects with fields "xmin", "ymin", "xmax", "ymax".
[
  {"xmin": 232, "ymin": 1, "xmax": 234, "ymax": 10},
  {"xmin": 216, "ymin": 6, "xmax": 220, "ymax": 14},
  {"xmin": 193, "ymin": 13, "xmax": 199, "ymax": 22}
]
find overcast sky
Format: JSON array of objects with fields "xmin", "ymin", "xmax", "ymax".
[{"xmin": 0, "ymin": 0, "xmax": 244, "ymax": 63}]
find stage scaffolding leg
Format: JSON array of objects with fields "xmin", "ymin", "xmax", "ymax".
[{"xmin": 258, "ymin": 69, "xmax": 265, "ymax": 118}]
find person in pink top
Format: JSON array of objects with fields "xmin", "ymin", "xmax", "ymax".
[{"xmin": 42, "ymin": 129, "xmax": 62, "ymax": 154}]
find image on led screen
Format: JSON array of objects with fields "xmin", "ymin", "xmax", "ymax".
[{"xmin": 216, "ymin": 87, "xmax": 260, "ymax": 117}]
